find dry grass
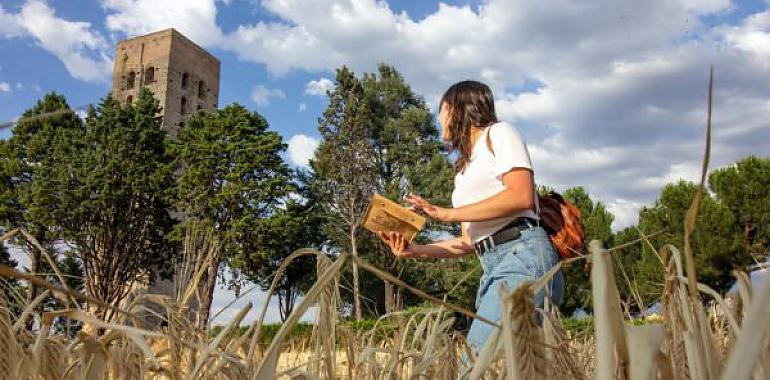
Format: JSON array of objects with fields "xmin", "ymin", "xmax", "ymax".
[{"xmin": 2, "ymin": 229, "xmax": 769, "ymax": 380}]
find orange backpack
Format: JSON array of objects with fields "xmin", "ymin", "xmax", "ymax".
[{"xmin": 537, "ymin": 191, "xmax": 586, "ymax": 259}]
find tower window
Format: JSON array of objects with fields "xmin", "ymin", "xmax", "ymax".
[
  {"xmin": 145, "ymin": 67, "xmax": 155, "ymax": 84},
  {"xmin": 181, "ymin": 72, "xmax": 189, "ymax": 89},
  {"xmin": 180, "ymin": 96, "xmax": 187, "ymax": 114},
  {"xmin": 198, "ymin": 80, "xmax": 205, "ymax": 98},
  {"xmin": 126, "ymin": 95, "xmax": 133, "ymax": 104},
  {"xmin": 126, "ymin": 71, "xmax": 136, "ymax": 90}
]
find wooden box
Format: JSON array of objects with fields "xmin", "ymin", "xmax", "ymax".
[{"xmin": 363, "ymin": 193, "xmax": 426, "ymax": 241}]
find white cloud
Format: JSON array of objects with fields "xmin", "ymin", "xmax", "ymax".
[
  {"xmin": 0, "ymin": 4, "xmax": 24, "ymax": 37},
  {"xmin": 287, "ymin": 134, "xmax": 320, "ymax": 167},
  {"xmin": 101, "ymin": 0, "xmax": 223, "ymax": 46},
  {"xmin": 607, "ymin": 199, "xmax": 644, "ymax": 231},
  {"xmin": 720, "ymin": 10, "xmax": 770, "ymax": 58},
  {"xmin": 214, "ymin": 0, "xmax": 770, "ymax": 219},
  {"xmin": 0, "ymin": 82, "xmax": 10, "ymax": 93},
  {"xmin": 0, "ymin": 0, "xmax": 112, "ymax": 83},
  {"xmin": 250, "ymin": 85, "xmax": 285, "ymax": 107},
  {"xmin": 304, "ymin": 78, "xmax": 334, "ymax": 96},
  {"xmin": 298, "ymin": 102, "xmax": 307, "ymax": 112}
]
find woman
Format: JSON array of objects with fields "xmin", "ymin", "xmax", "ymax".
[{"xmin": 379, "ymin": 80, "xmax": 564, "ymax": 352}]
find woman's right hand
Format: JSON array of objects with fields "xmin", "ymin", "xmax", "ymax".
[{"xmin": 378, "ymin": 231, "xmax": 415, "ymax": 258}]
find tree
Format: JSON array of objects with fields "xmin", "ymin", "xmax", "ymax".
[
  {"xmin": 310, "ymin": 66, "xmax": 378, "ymax": 320},
  {"xmin": 234, "ymin": 172, "xmax": 326, "ymax": 321},
  {"xmin": 31, "ymin": 89, "xmax": 177, "ymax": 321},
  {"xmin": 172, "ymin": 103, "xmax": 292, "ymax": 327},
  {"xmin": 0, "ymin": 93, "xmax": 82, "ymax": 313},
  {"xmin": 361, "ymin": 64, "xmax": 455, "ymax": 315},
  {"xmin": 0, "ymin": 241, "xmax": 22, "ymax": 315},
  {"xmin": 559, "ymin": 186, "xmax": 614, "ymax": 316},
  {"xmin": 709, "ymin": 156, "xmax": 770, "ymax": 260},
  {"xmin": 633, "ymin": 180, "xmax": 748, "ymax": 306},
  {"xmin": 610, "ymin": 225, "xmax": 647, "ymax": 313}
]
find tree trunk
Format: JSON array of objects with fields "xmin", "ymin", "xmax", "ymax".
[
  {"xmin": 278, "ymin": 287, "xmax": 296, "ymax": 322},
  {"xmin": 198, "ymin": 254, "xmax": 220, "ymax": 329},
  {"xmin": 351, "ymin": 228, "xmax": 362, "ymax": 320},
  {"xmin": 384, "ymin": 280, "xmax": 394, "ymax": 315},
  {"xmin": 384, "ymin": 256, "xmax": 400, "ymax": 315}
]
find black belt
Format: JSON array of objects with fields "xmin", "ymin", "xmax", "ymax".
[{"xmin": 474, "ymin": 217, "xmax": 538, "ymax": 255}]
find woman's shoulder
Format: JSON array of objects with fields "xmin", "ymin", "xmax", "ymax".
[{"xmin": 488, "ymin": 121, "xmax": 524, "ymax": 141}]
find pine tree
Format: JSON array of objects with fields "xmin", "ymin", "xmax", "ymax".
[
  {"xmin": 633, "ymin": 180, "xmax": 748, "ymax": 305},
  {"xmin": 31, "ymin": 89, "xmax": 177, "ymax": 321},
  {"xmin": 310, "ymin": 66, "xmax": 378, "ymax": 319},
  {"xmin": 709, "ymin": 156, "xmax": 770, "ymax": 260},
  {"xmin": 361, "ymin": 64, "xmax": 454, "ymax": 314},
  {"xmin": 172, "ymin": 103, "xmax": 292, "ymax": 327},
  {"xmin": 0, "ymin": 92, "xmax": 82, "ymax": 320}
]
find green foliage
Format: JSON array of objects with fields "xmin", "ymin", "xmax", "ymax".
[
  {"xmin": 0, "ymin": 92, "xmax": 81, "ymax": 272},
  {"xmin": 561, "ymin": 316, "xmax": 594, "ymax": 336},
  {"xmin": 173, "ymin": 103, "xmax": 292, "ymax": 243},
  {"xmin": 311, "ymin": 64, "xmax": 455, "ymax": 317},
  {"xmin": 708, "ymin": 156, "xmax": 770, "ymax": 260},
  {"xmin": 609, "ymin": 226, "xmax": 646, "ymax": 310},
  {"xmin": 359, "ymin": 65, "xmax": 455, "ymax": 315},
  {"xmin": 310, "ymin": 65, "xmax": 378, "ymax": 251},
  {"xmin": 29, "ymin": 89, "xmax": 177, "ymax": 319},
  {"xmin": 632, "ymin": 180, "xmax": 747, "ymax": 306},
  {"xmin": 560, "ymin": 316, "xmax": 662, "ymax": 337},
  {"xmin": 172, "ymin": 102, "xmax": 293, "ymax": 323},
  {"xmin": 309, "ymin": 66, "xmax": 385, "ymax": 319},
  {"xmin": 0, "ymin": 90, "xmax": 175, "ymax": 320},
  {"xmin": 233, "ymin": 172, "xmax": 326, "ymax": 320}
]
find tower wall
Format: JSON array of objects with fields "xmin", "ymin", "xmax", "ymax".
[{"xmin": 111, "ymin": 29, "xmax": 220, "ymax": 137}]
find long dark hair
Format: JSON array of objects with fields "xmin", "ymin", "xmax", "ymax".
[{"xmin": 440, "ymin": 80, "xmax": 498, "ymax": 173}]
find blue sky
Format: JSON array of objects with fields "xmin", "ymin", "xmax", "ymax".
[
  {"xmin": 0, "ymin": 0, "xmax": 483, "ymax": 149},
  {"xmin": 2, "ymin": 0, "xmax": 770, "ymax": 322}
]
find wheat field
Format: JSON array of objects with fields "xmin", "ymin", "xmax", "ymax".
[{"xmin": 1, "ymin": 225, "xmax": 769, "ymax": 379}]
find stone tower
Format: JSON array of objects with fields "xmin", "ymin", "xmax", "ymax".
[{"xmin": 111, "ymin": 28, "xmax": 220, "ymax": 137}]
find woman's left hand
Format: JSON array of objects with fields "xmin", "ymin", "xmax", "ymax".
[{"xmin": 404, "ymin": 193, "xmax": 456, "ymax": 222}]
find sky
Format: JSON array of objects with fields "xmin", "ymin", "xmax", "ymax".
[{"xmin": 1, "ymin": 0, "xmax": 769, "ymax": 323}]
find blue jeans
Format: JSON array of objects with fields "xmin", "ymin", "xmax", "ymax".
[{"xmin": 467, "ymin": 224, "xmax": 564, "ymax": 352}]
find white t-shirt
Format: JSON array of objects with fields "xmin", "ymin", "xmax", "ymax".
[{"xmin": 451, "ymin": 121, "xmax": 539, "ymax": 243}]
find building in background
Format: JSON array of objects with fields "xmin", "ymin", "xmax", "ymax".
[{"xmin": 111, "ymin": 28, "xmax": 220, "ymax": 137}]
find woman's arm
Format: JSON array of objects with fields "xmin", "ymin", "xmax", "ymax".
[
  {"xmin": 452, "ymin": 168, "xmax": 535, "ymax": 221},
  {"xmin": 379, "ymin": 223, "xmax": 475, "ymax": 259},
  {"xmin": 405, "ymin": 168, "xmax": 535, "ymax": 223},
  {"xmin": 407, "ymin": 237, "xmax": 475, "ymax": 258}
]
